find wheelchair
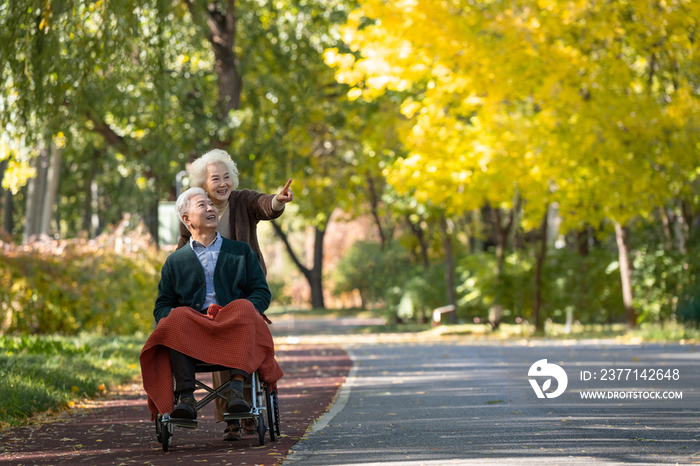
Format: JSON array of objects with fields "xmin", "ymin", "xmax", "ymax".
[{"xmin": 155, "ymin": 362, "xmax": 280, "ymax": 452}]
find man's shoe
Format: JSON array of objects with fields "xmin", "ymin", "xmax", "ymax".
[
  {"xmin": 241, "ymin": 418, "xmax": 258, "ymax": 434},
  {"xmin": 223, "ymin": 423, "xmax": 242, "ymax": 441},
  {"xmin": 226, "ymin": 389, "xmax": 250, "ymax": 414},
  {"xmin": 171, "ymin": 395, "xmax": 197, "ymax": 420}
]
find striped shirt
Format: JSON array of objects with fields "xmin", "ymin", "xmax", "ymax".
[{"xmin": 189, "ymin": 232, "xmax": 223, "ymax": 310}]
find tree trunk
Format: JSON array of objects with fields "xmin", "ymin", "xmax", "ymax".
[
  {"xmin": 90, "ymin": 179, "xmax": 101, "ymax": 236},
  {"xmin": 491, "ymin": 207, "xmax": 514, "ymax": 275},
  {"xmin": 440, "ymin": 215, "xmax": 457, "ymax": 324},
  {"xmin": 40, "ymin": 142, "xmax": 61, "ymax": 236},
  {"xmin": 0, "ymin": 158, "xmax": 7, "ymax": 189},
  {"xmin": 0, "ymin": 158, "xmax": 6, "ymax": 233},
  {"xmin": 406, "ymin": 215, "xmax": 430, "ymax": 270},
  {"xmin": 367, "ymin": 174, "xmax": 387, "ymax": 248},
  {"xmin": 0, "ymin": 158, "xmax": 8, "ymax": 237},
  {"xmin": 185, "ymin": 0, "xmax": 242, "ymax": 147},
  {"xmin": 271, "ymin": 219, "xmax": 328, "ymax": 309},
  {"xmin": 82, "ymin": 149, "xmax": 100, "ymax": 235},
  {"xmin": 23, "ymin": 146, "xmax": 50, "ymax": 242},
  {"xmin": 660, "ymin": 207, "xmax": 673, "ymax": 250},
  {"xmin": 577, "ymin": 226, "xmax": 589, "ymax": 256},
  {"xmin": 489, "ymin": 206, "xmax": 514, "ymax": 329},
  {"xmin": 309, "ymin": 226, "xmax": 325, "ymax": 309},
  {"xmin": 681, "ymin": 198, "xmax": 694, "ymax": 243},
  {"xmin": 614, "ymin": 221, "xmax": 637, "ymax": 328},
  {"xmin": 3, "ymin": 188, "xmax": 13, "ymax": 236},
  {"xmin": 533, "ymin": 206, "xmax": 549, "ymax": 332},
  {"xmin": 144, "ymin": 194, "xmax": 159, "ymax": 248}
]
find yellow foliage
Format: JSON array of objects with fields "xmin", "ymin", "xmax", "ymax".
[
  {"xmin": 3, "ymin": 158, "xmax": 34, "ymax": 194},
  {"xmin": 330, "ymin": 0, "xmax": 700, "ymax": 228}
]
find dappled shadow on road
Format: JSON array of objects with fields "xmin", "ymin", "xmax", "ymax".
[
  {"xmin": 0, "ymin": 345, "xmax": 351, "ymax": 466},
  {"xmin": 287, "ymin": 342, "xmax": 700, "ymax": 465},
  {"xmin": 293, "ymin": 410, "xmax": 699, "ymax": 465}
]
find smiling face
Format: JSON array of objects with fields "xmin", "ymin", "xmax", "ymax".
[
  {"xmin": 182, "ymin": 194, "xmax": 218, "ymax": 232},
  {"xmin": 204, "ymin": 162, "xmax": 233, "ymax": 204}
]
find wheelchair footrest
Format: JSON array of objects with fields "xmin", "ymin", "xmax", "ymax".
[
  {"xmin": 223, "ymin": 409, "xmax": 260, "ymax": 421},
  {"xmin": 166, "ymin": 417, "xmax": 198, "ymax": 429}
]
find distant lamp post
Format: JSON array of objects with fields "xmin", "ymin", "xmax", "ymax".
[
  {"xmin": 159, "ymin": 170, "xmax": 189, "ymax": 246},
  {"xmin": 176, "ymin": 170, "xmax": 188, "ymax": 198}
]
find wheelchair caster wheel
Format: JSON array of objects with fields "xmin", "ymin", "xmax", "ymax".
[
  {"xmin": 162, "ymin": 423, "xmax": 173, "ymax": 452},
  {"xmin": 157, "ymin": 414, "xmax": 172, "ymax": 452}
]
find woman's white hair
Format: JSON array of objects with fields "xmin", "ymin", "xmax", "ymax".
[
  {"xmin": 188, "ymin": 149, "xmax": 240, "ymax": 191},
  {"xmin": 175, "ymin": 187, "xmax": 208, "ymax": 229}
]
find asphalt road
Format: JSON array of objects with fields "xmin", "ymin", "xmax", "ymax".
[{"xmin": 283, "ymin": 340, "xmax": 700, "ymax": 465}]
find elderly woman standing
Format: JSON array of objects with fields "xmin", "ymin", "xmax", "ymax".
[
  {"xmin": 177, "ymin": 148, "xmax": 293, "ymax": 441},
  {"xmin": 178, "ymin": 148, "xmax": 293, "ymax": 274}
]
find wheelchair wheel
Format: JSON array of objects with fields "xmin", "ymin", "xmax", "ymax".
[
  {"xmin": 265, "ymin": 387, "xmax": 276, "ymax": 442},
  {"xmin": 257, "ymin": 414, "xmax": 266, "ymax": 446},
  {"xmin": 272, "ymin": 391, "xmax": 281, "ymax": 436}
]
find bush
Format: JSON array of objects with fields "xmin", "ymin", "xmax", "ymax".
[
  {"xmin": 333, "ymin": 241, "xmax": 413, "ymax": 309},
  {"xmin": 633, "ymin": 245, "xmax": 698, "ymax": 325},
  {"xmin": 333, "ymin": 241, "xmax": 454, "ymax": 323},
  {"xmin": 396, "ymin": 264, "xmax": 449, "ymax": 322},
  {"xmin": 456, "ymin": 247, "xmax": 625, "ymax": 325},
  {"xmin": 0, "ymin": 219, "xmax": 162, "ymax": 335}
]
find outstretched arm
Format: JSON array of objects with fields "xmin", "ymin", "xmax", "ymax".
[{"xmin": 272, "ymin": 179, "xmax": 294, "ymax": 210}]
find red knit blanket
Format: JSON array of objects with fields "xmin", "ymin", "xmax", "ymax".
[{"xmin": 139, "ymin": 300, "xmax": 284, "ymax": 421}]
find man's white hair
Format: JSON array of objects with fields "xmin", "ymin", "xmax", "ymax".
[
  {"xmin": 188, "ymin": 149, "xmax": 240, "ymax": 191},
  {"xmin": 175, "ymin": 187, "xmax": 208, "ymax": 229}
]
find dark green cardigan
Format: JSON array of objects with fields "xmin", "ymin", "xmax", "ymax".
[{"xmin": 153, "ymin": 238, "xmax": 271, "ymax": 323}]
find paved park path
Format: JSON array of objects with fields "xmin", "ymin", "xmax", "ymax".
[
  {"xmin": 0, "ymin": 344, "xmax": 351, "ymax": 466},
  {"xmin": 285, "ymin": 340, "xmax": 700, "ymax": 466},
  {"xmin": 5, "ymin": 315, "xmax": 700, "ymax": 466}
]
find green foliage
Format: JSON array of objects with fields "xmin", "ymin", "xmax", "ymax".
[
  {"xmin": 267, "ymin": 277, "xmax": 292, "ymax": 307},
  {"xmin": 457, "ymin": 248, "xmax": 625, "ymax": 325},
  {"xmin": 0, "ymin": 334, "xmax": 145, "ymax": 427},
  {"xmin": 632, "ymin": 245, "xmax": 698, "ymax": 325},
  {"xmin": 333, "ymin": 240, "xmax": 450, "ymax": 322},
  {"xmin": 395, "ymin": 265, "xmax": 449, "ymax": 322},
  {"xmin": 333, "ymin": 241, "xmax": 412, "ymax": 306},
  {"xmin": 0, "ymin": 231, "xmax": 162, "ymax": 335},
  {"xmin": 677, "ymin": 280, "xmax": 700, "ymax": 328}
]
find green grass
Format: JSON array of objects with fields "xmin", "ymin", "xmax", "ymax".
[
  {"xmin": 352, "ymin": 322, "xmax": 432, "ymax": 334},
  {"xmin": 433, "ymin": 321, "xmax": 700, "ymax": 342},
  {"xmin": 0, "ymin": 333, "xmax": 147, "ymax": 427},
  {"xmin": 267, "ymin": 306, "xmax": 700, "ymax": 343}
]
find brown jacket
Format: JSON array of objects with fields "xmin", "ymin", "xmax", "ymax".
[{"xmin": 177, "ymin": 189, "xmax": 283, "ymax": 275}]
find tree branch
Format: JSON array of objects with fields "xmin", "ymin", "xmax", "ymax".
[
  {"xmin": 270, "ymin": 220, "xmax": 311, "ymax": 279},
  {"xmin": 85, "ymin": 110, "xmax": 129, "ymax": 153}
]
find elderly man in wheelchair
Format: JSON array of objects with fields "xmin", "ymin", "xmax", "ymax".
[{"xmin": 140, "ymin": 187, "xmax": 283, "ymax": 451}]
